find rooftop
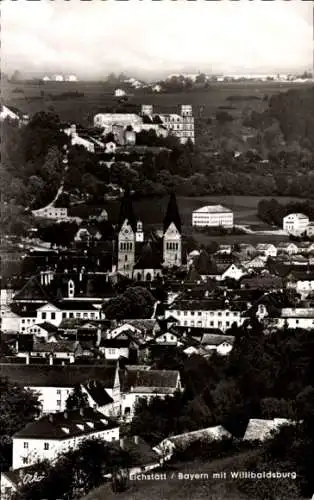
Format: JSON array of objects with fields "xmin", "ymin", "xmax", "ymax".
[
  {"xmin": 193, "ymin": 205, "xmax": 232, "ymax": 214},
  {"xmin": 14, "ymin": 408, "xmax": 118, "ymax": 440}
]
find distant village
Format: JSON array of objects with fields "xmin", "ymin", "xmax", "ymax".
[{"xmin": 1, "ymin": 95, "xmax": 314, "ymax": 499}]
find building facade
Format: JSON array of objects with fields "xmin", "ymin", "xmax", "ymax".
[
  {"xmin": 283, "ymin": 213, "xmax": 309, "ymax": 235},
  {"xmin": 192, "ymin": 205, "xmax": 234, "ymax": 228}
]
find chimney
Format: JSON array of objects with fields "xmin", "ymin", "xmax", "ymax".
[
  {"xmin": 134, "ymin": 435, "xmax": 139, "ymax": 445},
  {"xmin": 80, "ymin": 407, "xmax": 84, "ymax": 416},
  {"xmin": 49, "ymin": 414, "xmax": 54, "ymax": 423},
  {"xmin": 49, "ymin": 354, "xmax": 53, "ymax": 366},
  {"xmin": 64, "ymin": 411, "xmax": 68, "ymax": 419},
  {"xmin": 25, "ymin": 353, "xmax": 30, "ymax": 365},
  {"xmin": 120, "ymin": 437, "xmax": 124, "ymax": 449}
]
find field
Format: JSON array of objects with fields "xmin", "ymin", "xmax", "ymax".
[
  {"xmin": 2, "ymin": 80, "xmax": 311, "ymax": 127},
  {"xmin": 71, "ymin": 195, "xmax": 303, "ymax": 245}
]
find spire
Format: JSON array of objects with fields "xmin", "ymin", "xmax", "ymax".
[
  {"xmin": 163, "ymin": 192, "xmax": 181, "ymax": 234},
  {"xmin": 118, "ymin": 188, "xmax": 137, "ymax": 232}
]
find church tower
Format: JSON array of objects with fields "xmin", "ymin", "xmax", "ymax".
[
  {"xmin": 163, "ymin": 192, "xmax": 182, "ymax": 267},
  {"xmin": 117, "ymin": 190, "xmax": 137, "ymax": 277}
]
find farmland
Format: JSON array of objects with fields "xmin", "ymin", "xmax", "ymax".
[{"xmin": 2, "ymin": 79, "xmax": 311, "ymax": 127}]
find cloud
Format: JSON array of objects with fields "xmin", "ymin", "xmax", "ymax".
[{"xmin": 1, "ymin": 0, "xmax": 312, "ymax": 78}]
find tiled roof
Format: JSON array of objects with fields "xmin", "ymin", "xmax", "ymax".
[
  {"xmin": 200, "ymin": 334, "xmax": 235, "ymax": 346},
  {"xmin": 0, "ymin": 364, "xmax": 117, "ymax": 388},
  {"xmin": 82, "ymin": 380, "xmax": 114, "ymax": 406},
  {"xmin": 243, "ymin": 418, "xmax": 291, "ymax": 441},
  {"xmin": 31, "ymin": 340, "xmax": 80, "ymax": 354},
  {"xmin": 13, "ymin": 276, "xmax": 51, "ymax": 302},
  {"xmin": 122, "ymin": 368, "xmax": 179, "ymax": 393},
  {"xmin": 14, "ymin": 408, "xmax": 118, "ymax": 440}
]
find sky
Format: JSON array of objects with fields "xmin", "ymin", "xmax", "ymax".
[{"xmin": 1, "ymin": 0, "xmax": 313, "ymax": 79}]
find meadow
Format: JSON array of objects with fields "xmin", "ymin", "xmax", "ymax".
[
  {"xmin": 70, "ymin": 195, "xmax": 303, "ymax": 244},
  {"xmin": 2, "ymin": 80, "xmax": 310, "ymax": 126}
]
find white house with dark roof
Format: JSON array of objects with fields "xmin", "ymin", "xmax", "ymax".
[
  {"xmin": 199, "ymin": 334, "xmax": 235, "ymax": 355},
  {"xmin": 165, "ymin": 298, "xmax": 247, "ymax": 331},
  {"xmin": 283, "ymin": 213, "xmax": 309, "ymax": 236},
  {"xmin": 0, "ymin": 363, "xmax": 120, "ymax": 416},
  {"xmin": 12, "ymin": 408, "xmax": 120, "ymax": 469},
  {"xmin": 121, "ymin": 368, "xmax": 182, "ymax": 421},
  {"xmin": 192, "ymin": 205, "xmax": 233, "ymax": 228}
]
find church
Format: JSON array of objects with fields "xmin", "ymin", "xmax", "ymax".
[{"xmin": 116, "ymin": 191, "xmax": 183, "ymax": 280}]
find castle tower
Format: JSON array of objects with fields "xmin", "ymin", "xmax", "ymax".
[
  {"xmin": 163, "ymin": 192, "xmax": 182, "ymax": 268},
  {"xmin": 117, "ymin": 190, "xmax": 137, "ymax": 277},
  {"xmin": 181, "ymin": 104, "xmax": 195, "ymax": 144},
  {"xmin": 135, "ymin": 221, "xmax": 144, "ymax": 242}
]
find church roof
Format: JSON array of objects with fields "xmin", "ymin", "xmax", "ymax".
[
  {"xmin": 163, "ymin": 192, "xmax": 182, "ymax": 234},
  {"xmin": 117, "ymin": 189, "xmax": 137, "ymax": 232},
  {"xmin": 134, "ymin": 242, "xmax": 163, "ymax": 270}
]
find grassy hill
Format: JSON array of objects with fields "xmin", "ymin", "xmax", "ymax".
[{"xmin": 82, "ymin": 450, "xmax": 299, "ymax": 500}]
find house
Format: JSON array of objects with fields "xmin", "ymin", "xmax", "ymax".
[
  {"xmin": 200, "ymin": 334, "xmax": 235, "ymax": 355},
  {"xmin": 141, "ymin": 104, "xmax": 195, "ymax": 144},
  {"xmin": 153, "ymin": 330, "xmax": 181, "ymax": 346},
  {"xmin": 12, "ymin": 408, "xmax": 120, "ymax": 469},
  {"xmin": 98, "ymin": 337, "xmax": 139, "ymax": 362},
  {"xmin": 120, "ymin": 368, "xmax": 182, "ymax": 421},
  {"xmin": 256, "ymin": 244, "xmax": 277, "ymax": 258},
  {"xmin": 216, "ymin": 244, "xmax": 232, "ymax": 255},
  {"xmin": 286, "ymin": 269, "xmax": 314, "ymax": 296},
  {"xmin": 153, "ymin": 426, "xmax": 232, "ymax": 461},
  {"xmin": 277, "ymin": 242, "xmax": 299, "ymax": 256},
  {"xmin": 283, "ymin": 213, "xmax": 309, "ymax": 236},
  {"xmin": 119, "ymin": 435, "xmax": 162, "ymax": 475},
  {"xmin": 243, "ymin": 418, "xmax": 291, "ymax": 441},
  {"xmin": 25, "ymin": 322, "xmax": 59, "ymax": 341},
  {"xmin": 306, "ymin": 222, "xmax": 314, "ymax": 238},
  {"xmin": 242, "ymin": 256, "xmax": 267, "ymax": 271},
  {"xmin": 192, "ymin": 205, "xmax": 233, "ymax": 228},
  {"xmin": 0, "ymin": 363, "xmax": 120, "ymax": 416},
  {"xmin": 17, "ymin": 340, "xmax": 86, "ymax": 365},
  {"xmin": 276, "ymin": 307, "xmax": 314, "ymax": 330},
  {"xmin": 0, "ymin": 104, "xmax": 29, "ymax": 125},
  {"xmin": 74, "ymin": 226, "xmax": 103, "ymax": 243}
]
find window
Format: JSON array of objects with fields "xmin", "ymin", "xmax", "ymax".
[
  {"xmin": 76, "ymin": 313, "xmax": 81, "ymax": 318},
  {"xmin": 184, "ymin": 311, "xmax": 187, "ymax": 316},
  {"xmin": 57, "ymin": 400, "xmax": 61, "ymax": 406},
  {"xmin": 21, "ymin": 319, "xmax": 25, "ymax": 324},
  {"xmin": 22, "ymin": 457, "xmax": 28, "ymax": 465},
  {"xmin": 218, "ymin": 312, "xmax": 222, "ymax": 317},
  {"xmin": 44, "ymin": 442, "xmax": 49, "ymax": 450},
  {"xmin": 191, "ymin": 311, "xmax": 195, "ymax": 316},
  {"xmin": 226, "ymin": 321, "xmax": 230, "ymax": 326},
  {"xmin": 23, "ymin": 442, "xmax": 29, "ymax": 449},
  {"xmin": 57, "ymin": 390, "xmax": 61, "ymax": 395},
  {"xmin": 226, "ymin": 312, "xmax": 229, "ymax": 317},
  {"xmin": 62, "ymin": 313, "xmax": 66, "ymax": 319},
  {"xmin": 42, "ymin": 312, "xmax": 46, "ymax": 320},
  {"xmin": 210, "ymin": 321, "xmax": 214, "ymax": 326},
  {"xmin": 69, "ymin": 313, "xmax": 74, "ymax": 318},
  {"xmin": 198, "ymin": 312, "xmax": 202, "ymax": 316}
]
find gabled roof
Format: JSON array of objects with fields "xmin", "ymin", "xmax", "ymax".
[
  {"xmin": 200, "ymin": 334, "xmax": 235, "ymax": 346},
  {"xmin": 36, "ymin": 322, "xmax": 59, "ymax": 333},
  {"xmin": 82, "ymin": 380, "xmax": 114, "ymax": 406},
  {"xmin": 14, "ymin": 408, "xmax": 118, "ymax": 440},
  {"xmin": 0, "ymin": 363, "xmax": 117, "ymax": 388},
  {"xmin": 122, "ymin": 368, "xmax": 180, "ymax": 393},
  {"xmin": 13, "ymin": 276, "xmax": 51, "ymax": 302},
  {"xmin": 154, "ymin": 426, "xmax": 232, "ymax": 454}
]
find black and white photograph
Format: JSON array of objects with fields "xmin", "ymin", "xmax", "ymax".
[{"xmin": 0, "ymin": 0, "xmax": 314, "ymax": 498}]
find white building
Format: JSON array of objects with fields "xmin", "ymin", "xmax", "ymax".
[
  {"xmin": 55, "ymin": 75, "xmax": 64, "ymax": 82},
  {"xmin": 0, "ymin": 105, "xmax": 29, "ymax": 125},
  {"xmin": 283, "ymin": 213, "xmax": 309, "ymax": 236},
  {"xmin": 66, "ymin": 75, "xmax": 78, "ymax": 82},
  {"xmin": 199, "ymin": 334, "xmax": 235, "ymax": 355},
  {"xmin": 192, "ymin": 205, "xmax": 233, "ymax": 228},
  {"xmin": 141, "ymin": 104, "xmax": 195, "ymax": 144},
  {"xmin": 94, "ymin": 113, "xmax": 143, "ymax": 131},
  {"xmin": 114, "ymin": 88, "xmax": 126, "ymax": 97},
  {"xmin": 255, "ymin": 243, "xmax": 277, "ymax": 258},
  {"xmin": 165, "ymin": 299, "xmax": 246, "ymax": 331},
  {"xmin": 12, "ymin": 408, "xmax": 119, "ymax": 469}
]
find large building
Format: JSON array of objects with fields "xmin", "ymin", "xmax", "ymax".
[
  {"xmin": 116, "ymin": 191, "xmax": 183, "ymax": 279},
  {"xmin": 192, "ymin": 205, "xmax": 234, "ymax": 228},
  {"xmin": 283, "ymin": 213, "xmax": 310, "ymax": 236},
  {"xmin": 12, "ymin": 408, "xmax": 119, "ymax": 469},
  {"xmin": 141, "ymin": 104, "xmax": 195, "ymax": 144}
]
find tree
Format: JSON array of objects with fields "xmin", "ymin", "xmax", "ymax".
[
  {"xmin": 65, "ymin": 385, "xmax": 90, "ymax": 411},
  {"xmin": 103, "ymin": 286, "xmax": 156, "ymax": 320}
]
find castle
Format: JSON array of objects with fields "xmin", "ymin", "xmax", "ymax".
[
  {"xmin": 141, "ymin": 104, "xmax": 195, "ymax": 144},
  {"xmin": 116, "ymin": 191, "xmax": 183, "ymax": 280}
]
